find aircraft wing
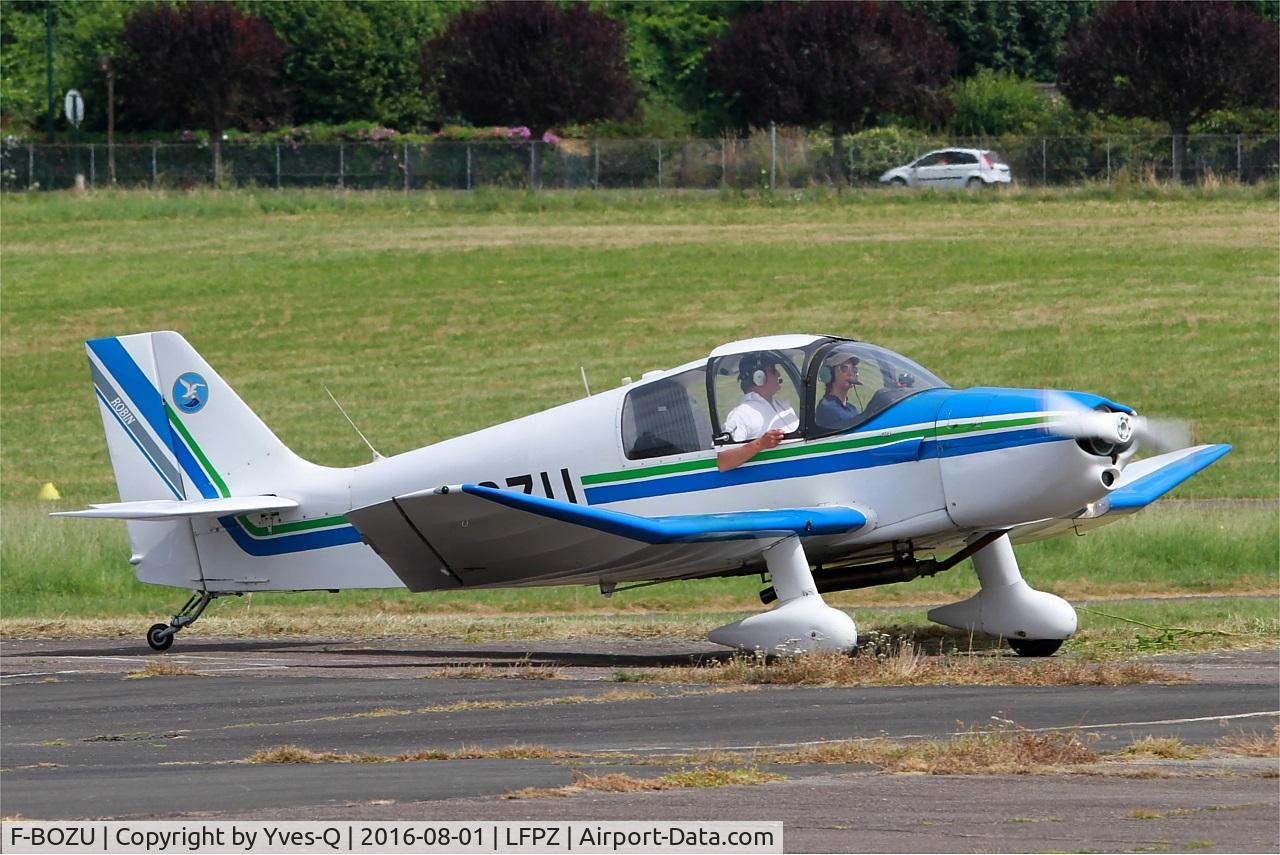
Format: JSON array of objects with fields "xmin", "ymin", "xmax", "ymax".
[
  {"xmin": 53, "ymin": 495, "xmax": 299, "ymax": 521},
  {"xmin": 1011, "ymin": 444, "xmax": 1231, "ymax": 545},
  {"xmin": 347, "ymin": 484, "xmax": 869, "ymax": 592},
  {"xmin": 1103, "ymin": 444, "xmax": 1232, "ymax": 513}
]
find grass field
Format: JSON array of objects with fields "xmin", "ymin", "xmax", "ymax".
[{"xmin": 2, "ymin": 186, "xmax": 1276, "ymax": 633}]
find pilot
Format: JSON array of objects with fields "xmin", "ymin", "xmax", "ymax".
[
  {"xmin": 815, "ymin": 353, "xmax": 861, "ymax": 431},
  {"xmin": 716, "ymin": 353, "xmax": 799, "ymax": 472}
]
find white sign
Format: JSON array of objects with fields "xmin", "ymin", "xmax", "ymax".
[{"xmin": 64, "ymin": 88, "xmax": 84, "ymax": 126}]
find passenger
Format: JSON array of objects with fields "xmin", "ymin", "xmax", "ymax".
[
  {"xmin": 716, "ymin": 353, "xmax": 799, "ymax": 472},
  {"xmin": 815, "ymin": 353, "xmax": 861, "ymax": 432}
]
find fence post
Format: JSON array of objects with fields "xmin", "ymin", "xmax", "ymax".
[
  {"xmin": 338, "ymin": 143, "xmax": 345, "ymax": 189},
  {"xmin": 721, "ymin": 139, "xmax": 726, "ymax": 187},
  {"xmin": 1236, "ymin": 134, "xmax": 1242, "ymax": 182},
  {"xmin": 275, "ymin": 144, "xmax": 281, "ymax": 189},
  {"xmin": 151, "ymin": 141, "xmax": 158, "ymax": 189},
  {"xmin": 593, "ymin": 142, "xmax": 600, "ymax": 190},
  {"xmin": 466, "ymin": 144, "xmax": 472, "ymax": 191},
  {"xmin": 769, "ymin": 121, "xmax": 776, "ymax": 190},
  {"xmin": 27, "ymin": 143, "xmax": 34, "ymax": 189},
  {"xmin": 1105, "ymin": 138, "xmax": 1111, "ymax": 184},
  {"xmin": 403, "ymin": 143, "xmax": 410, "ymax": 193},
  {"xmin": 657, "ymin": 141, "xmax": 663, "ymax": 188},
  {"xmin": 1041, "ymin": 138, "xmax": 1047, "ymax": 185}
]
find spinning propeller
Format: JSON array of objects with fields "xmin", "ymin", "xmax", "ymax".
[{"xmin": 1042, "ymin": 391, "xmax": 1191, "ymax": 457}]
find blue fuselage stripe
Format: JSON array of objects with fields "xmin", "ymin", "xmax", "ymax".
[{"xmin": 584, "ymin": 429, "xmax": 1066, "ymax": 505}]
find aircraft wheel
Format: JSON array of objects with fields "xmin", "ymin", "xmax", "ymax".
[
  {"xmin": 1008, "ymin": 638, "xmax": 1062, "ymax": 657},
  {"xmin": 147, "ymin": 623, "xmax": 175, "ymax": 652}
]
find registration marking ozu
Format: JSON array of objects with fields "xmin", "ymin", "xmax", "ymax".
[{"xmin": 478, "ymin": 467, "xmax": 578, "ymax": 503}]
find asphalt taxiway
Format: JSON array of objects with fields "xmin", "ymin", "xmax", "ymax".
[{"xmin": 2, "ymin": 638, "xmax": 1276, "ymax": 852}]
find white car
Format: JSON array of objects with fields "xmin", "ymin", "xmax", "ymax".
[{"xmin": 879, "ymin": 148, "xmax": 1012, "ymax": 189}]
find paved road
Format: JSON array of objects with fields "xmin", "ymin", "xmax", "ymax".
[{"xmin": 1, "ymin": 639, "xmax": 1276, "ymax": 852}]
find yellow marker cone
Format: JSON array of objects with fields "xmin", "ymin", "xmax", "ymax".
[{"xmin": 38, "ymin": 482, "xmax": 61, "ymax": 501}]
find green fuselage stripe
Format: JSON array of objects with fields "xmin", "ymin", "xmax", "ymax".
[
  {"xmin": 582, "ymin": 415, "xmax": 1046, "ymax": 486},
  {"xmin": 165, "ymin": 404, "xmax": 349, "ymax": 537}
]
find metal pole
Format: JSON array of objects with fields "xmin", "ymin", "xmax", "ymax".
[
  {"xmin": 104, "ymin": 60, "xmax": 114, "ymax": 183},
  {"xmin": 529, "ymin": 142, "xmax": 535, "ymax": 189},
  {"xmin": 403, "ymin": 143, "xmax": 409, "ymax": 193},
  {"xmin": 466, "ymin": 144, "xmax": 472, "ymax": 191},
  {"xmin": 338, "ymin": 143, "xmax": 344, "ymax": 189},
  {"xmin": 657, "ymin": 142, "xmax": 663, "ymax": 188},
  {"xmin": 769, "ymin": 121, "xmax": 776, "ymax": 190},
  {"xmin": 89, "ymin": 143, "xmax": 94, "ymax": 185},
  {"xmin": 45, "ymin": 0, "xmax": 54, "ymax": 146},
  {"xmin": 1105, "ymin": 138, "xmax": 1111, "ymax": 184},
  {"xmin": 1041, "ymin": 138, "xmax": 1047, "ymax": 185},
  {"xmin": 151, "ymin": 141, "xmax": 158, "ymax": 189},
  {"xmin": 275, "ymin": 144, "xmax": 281, "ymax": 189},
  {"xmin": 28, "ymin": 143, "xmax": 34, "ymax": 189},
  {"xmin": 1236, "ymin": 134, "xmax": 1242, "ymax": 182},
  {"xmin": 593, "ymin": 142, "xmax": 599, "ymax": 190},
  {"xmin": 721, "ymin": 139, "xmax": 726, "ymax": 187}
]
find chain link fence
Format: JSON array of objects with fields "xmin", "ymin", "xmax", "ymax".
[{"xmin": 3, "ymin": 135, "xmax": 1276, "ymax": 192}]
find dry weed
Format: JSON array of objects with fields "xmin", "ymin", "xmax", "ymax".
[
  {"xmin": 246, "ymin": 742, "xmax": 573, "ymax": 765},
  {"xmin": 243, "ymin": 745, "xmax": 383, "ymax": 765},
  {"xmin": 1117, "ymin": 737, "xmax": 1207, "ymax": 760},
  {"xmin": 124, "ymin": 660, "xmax": 203, "ymax": 680},
  {"xmin": 1216, "ymin": 726, "xmax": 1280, "ymax": 758},
  {"xmin": 618, "ymin": 646, "xmax": 1184, "ymax": 688},
  {"xmin": 770, "ymin": 722, "xmax": 1099, "ymax": 774},
  {"xmin": 424, "ymin": 662, "xmax": 562, "ymax": 680},
  {"xmin": 504, "ymin": 767, "xmax": 783, "ymax": 800}
]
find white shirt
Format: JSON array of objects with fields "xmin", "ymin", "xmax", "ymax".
[{"xmin": 724, "ymin": 391, "xmax": 799, "ymax": 442}]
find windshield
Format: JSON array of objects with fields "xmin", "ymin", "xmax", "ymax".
[{"xmin": 808, "ymin": 341, "xmax": 948, "ymax": 437}]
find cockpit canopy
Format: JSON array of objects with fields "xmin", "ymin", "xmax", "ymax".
[{"xmin": 620, "ymin": 336, "xmax": 949, "ymax": 461}]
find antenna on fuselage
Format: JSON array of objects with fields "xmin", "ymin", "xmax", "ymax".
[
  {"xmin": 580, "ymin": 366, "xmax": 592, "ymax": 398},
  {"xmin": 323, "ymin": 386, "xmax": 383, "ymax": 461}
]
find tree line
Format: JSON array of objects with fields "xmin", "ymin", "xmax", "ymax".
[{"xmin": 2, "ymin": 0, "xmax": 1276, "ymax": 181}]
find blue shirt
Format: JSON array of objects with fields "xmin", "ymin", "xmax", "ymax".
[{"xmin": 816, "ymin": 394, "xmax": 859, "ymax": 431}]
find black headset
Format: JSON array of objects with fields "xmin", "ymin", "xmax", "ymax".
[{"xmin": 738, "ymin": 353, "xmax": 772, "ymax": 391}]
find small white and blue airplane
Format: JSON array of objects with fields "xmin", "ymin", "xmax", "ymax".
[{"xmin": 61, "ymin": 331, "xmax": 1229, "ymax": 656}]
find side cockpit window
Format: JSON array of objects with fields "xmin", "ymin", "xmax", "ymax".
[{"xmin": 621, "ymin": 367, "xmax": 713, "ymax": 460}]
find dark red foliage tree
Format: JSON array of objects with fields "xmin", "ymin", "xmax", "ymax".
[
  {"xmin": 1058, "ymin": 1, "xmax": 1279, "ymax": 181},
  {"xmin": 708, "ymin": 2, "xmax": 957, "ymax": 186},
  {"xmin": 421, "ymin": 1, "xmax": 638, "ymax": 183},
  {"xmin": 119, "ymin": 2, "xmax": 289, "ymax": 140}
]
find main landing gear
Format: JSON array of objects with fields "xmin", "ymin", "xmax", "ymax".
[
  {"xmin": 709, "ymin": 536, "xmax": 858, "ymax": 655},
  {"xmin": 928, "ymin": 534, "xmax": 1076, "ymax": 657},
  {"xmin": 147, "ymin": 590, "xmax": 219, "ymax": 651}
]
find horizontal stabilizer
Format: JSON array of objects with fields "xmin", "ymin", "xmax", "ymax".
[
  {"xmin": 1106, "ymin": 444, "xmax": 1231, "ymax": 512},
  {"xmin": 54, "ymin": 495, "xmax": 299, "ymax": 521},
  {"xmin": 454, "ymin": 483, "xmax": 868, "ymax": 542}
]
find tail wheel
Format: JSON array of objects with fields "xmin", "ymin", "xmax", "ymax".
[
  {"xmin": 147, "ymin": 623, "xmax": 175, "ymax": 652},
  {"xmin": 1008, "ymin": 638, "xmax": 1063, "ymax": 657}
]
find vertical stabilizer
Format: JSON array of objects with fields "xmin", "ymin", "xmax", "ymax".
[{"xmin": 82, "ymin": 331, "xmax": 398, "ymax": 593}]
